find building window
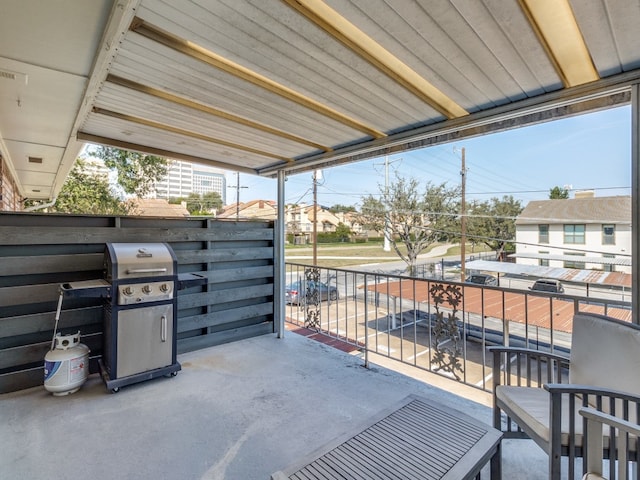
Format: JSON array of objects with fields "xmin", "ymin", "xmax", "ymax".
[
  {"xmin": 564, "ymin": 224, "xmax": 585, "ymax": 244},
  {"xmin": 603, "ymin": 254, "xmax": 615, "ymax": 272},
  {"xmin": 538, "ymin": 224, "xmax": 549, "ymax": 244},
  {"xmin": 564, "ymin": 252, "xmax": 585, "ymax": 269},
  {"xmin": 539, "ymin": 251, "xmax": 549, "ymax": 267},
  {"xmin": 602, "ymin": 224, "xmax": 615, "ymax": 245}
]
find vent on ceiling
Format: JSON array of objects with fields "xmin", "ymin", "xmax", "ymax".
[
  {"xmin": 28, "ymin": 157, "xmax": 43, "ymax": 164},
  {"xmin": 0, "ymin": 69, "xmax": 28, "ymax": 85}
]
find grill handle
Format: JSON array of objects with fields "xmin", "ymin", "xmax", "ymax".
[
  {"xmin": 161, "ymin": 315, "xmax": 167, "ymax": 342},
  {"xmin": 126, "ymin": 268, "xmax": 168, "ymax": 275}
]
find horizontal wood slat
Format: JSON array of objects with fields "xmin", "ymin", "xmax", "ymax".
[
  {"xmin": 0, "ymin": 213, "xmax": 275, "ymax": 393},
  {"xmin": 0, "ymin": 224, "xmax": 273, "ymax": 245},
  {"xmin": 0, "ymin": 333, "xmax": 102, "ymax": 370},
  {"xmin": 0, "ymin": 307, "xmax": 102, "ymax": 339},
  {"xmin": 178, "ymin": 322, "xmax": 274, "ymax": 354},
  {"xmin": 0, "ymin": 253, "xmax": 103, "ymax": 276},
  {"xmin": 178, "ymin": 284, "xmax": 274, "ymax": 309},
  {"xmin": 178, "ymin": 302, "xmax": 274, "ymax": 332}
]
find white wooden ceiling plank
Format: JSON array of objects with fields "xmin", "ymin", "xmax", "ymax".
[
  {"xmin": 223, "ymin": 0, "xmax": 435, "ymax": 125},
  {"xmin": 571, "ymin": 0, "xmax": 640, "ymax": 75},
  {"xmin": 450, "ymin": 0, "xmax": 543, "ymax": 102},
  {"xmin": 137, "ymin": 0, "xmax": 436, "ymax": 131},
  {"xmin": 82, "ymin": 115, "xmax": 280, "ymax": 170},
  {"xmin": 483, "ymin": 0, "xmax": 562, "ymax": 92},
  {"xmin": 109, "ymin": 35, "xmax": 367, "ymax": 144},
  {"xmin": 94, "ymin": 84, "xmax": 313, "ymax": 158},
  {"xmin": 323, "ymin": 0, "xmax": 490, "ymax": 110}
]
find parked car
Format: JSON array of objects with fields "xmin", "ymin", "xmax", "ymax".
[
  {"xmin": 465, "ymin": 274, "xmax": 498, "ymax": 286},
  {"xmin": 529, "ymin": 278, "xmax": 565, "ymax": 294},
  {"xmin": 285, "ymin": 280, "xmax": 338, "ymax": 304}
]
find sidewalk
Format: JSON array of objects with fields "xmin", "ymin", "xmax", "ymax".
[{"xmin": 286, "ymin": 243, "xmax": 455, "ymax": 261}]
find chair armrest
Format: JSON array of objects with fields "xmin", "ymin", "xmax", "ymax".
[
  {"xmin": 543, "ymin": 382, "xmax": 640, "ymax": 477},
  {"xmin": 489, "ymin": 346, "xmax": 570, "ymax": 363},
  {"xmin": 580, "ymin": 407, "xmax": 640, "ymax": 478},
  {"xmin": 544, "ymin": 383, "xmax": 640, "ymax": 403},
  {"xmin": 579, "ymin": 407, "xmax": 640, "ymax": 437}
]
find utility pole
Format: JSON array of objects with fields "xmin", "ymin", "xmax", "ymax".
[
  {"xmin": 383, "ymin": 155, "xmax": 391, "ymax": 252},
  {"xmin": 460, "ymin": 147, "xmax": 467, "ymax": 282},
  {"xmin": 312, "ymin": 170, "xmax": 319, "ymax": 265},
  {"xmin": 229, "ymin": 172, "xmax": 247, "ymax": 220}
]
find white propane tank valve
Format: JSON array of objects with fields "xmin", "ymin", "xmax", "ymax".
[{"xmin": 44, "ymin": 331, "xmax": 90, "ymax": 396}]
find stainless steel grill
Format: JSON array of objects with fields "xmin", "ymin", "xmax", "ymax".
[
  {"xmin": 62, "ymin": 242, "xmax": 205, "ymax": 393},
  {"xmin": 99, "ymin": 243, "xmax": 181, "ymax": 392}
]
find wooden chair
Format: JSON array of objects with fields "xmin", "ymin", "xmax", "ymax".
[
  {"xmin": 491, "ymin": 313, "xmax": 640, "ymax": 479},
  {"xmin": 579, "ymin": 407, "xmax": 640, "ymax": 480}
]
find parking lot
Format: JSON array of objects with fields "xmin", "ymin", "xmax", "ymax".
[
  {"xmin": 285, "ymin": 276, "xmax": 631, "ymax": 390},
  {"xmin": 287, "ymin": 296, "xmax": 506, "ymax": 389}
]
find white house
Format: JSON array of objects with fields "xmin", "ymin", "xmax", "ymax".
[{"xmin": 514, "ymin": 194, "xmax": 631, "ymax": 274}]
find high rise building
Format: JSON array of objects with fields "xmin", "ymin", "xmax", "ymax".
[{"xmin": 154, "ymin": 160, "xmax": 226, "ymax": 203}]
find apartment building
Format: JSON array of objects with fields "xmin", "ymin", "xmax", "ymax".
[
  {"xmin": 514, "ymin": 194, "xmax": 631, "ymax": 274},
  {"xmin": 154, "ymin": 160, "xmax": 226, "ymax": 202}
]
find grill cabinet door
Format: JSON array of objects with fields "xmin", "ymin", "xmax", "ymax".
[{"xmin": 116, "ymin": 304, "xmax": 173, "ymax": 378}]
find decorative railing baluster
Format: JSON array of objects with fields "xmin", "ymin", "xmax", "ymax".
[
  {"xmin": 304, "ymin": 267, "xmax": 321, "ymax": 330},
  {"xmin": 430, "ymin": 283, "xmax": 463, "ymax": 380}
]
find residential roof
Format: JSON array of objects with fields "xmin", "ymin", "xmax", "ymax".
[
  {"xmin": 129, "ymin": 198, "xmax": 189, "ymax": 217},
  {"xmin": 466, "ymin": 259, "xmax": 632, "ymax": 287},
  {"xmin": 516, "ymin": 196, "xmax": 631, "ymax": 225},
  {"xmin": 2, "ymin": 1, "xmax": 640, "ymax": 201},
  {"xmin": 509, "ymin": 252, "xmax": 631, "ymax": 266},
  {"xmin": 217, "ymin": 199, "xmax": 276, "ymax": 219}
]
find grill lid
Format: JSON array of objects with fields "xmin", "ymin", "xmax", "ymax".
[{"xmin": 106, "ymin": 243, "xmax": 176, "ymax": 281}]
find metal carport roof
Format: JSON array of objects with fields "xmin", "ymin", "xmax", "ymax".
[{"xmin": 2, "ymin": 0, "xmax": 640, "ymax": 200}]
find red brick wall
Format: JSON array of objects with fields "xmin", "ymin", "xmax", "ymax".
[{"xmin": 0, "ymin": 156, "xmax": 21, "ymax": 211}]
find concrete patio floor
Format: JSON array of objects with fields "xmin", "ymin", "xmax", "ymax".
[{"xmin": 1, "ymin": 330, "xmax": 553, "ymax": 479}]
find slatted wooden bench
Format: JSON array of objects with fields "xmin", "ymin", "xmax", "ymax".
[{"xmin": 271, "ymin": 394, "xmax": 502, "ymax": 480}]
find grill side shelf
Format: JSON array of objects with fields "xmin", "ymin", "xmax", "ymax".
[
  {"xmin": 61, "ymin": 280, "xmax": 112, "ymax": 298},
  {"xmin": 177, "ymin": 273, "xmax": 207, "ymax": 290}
]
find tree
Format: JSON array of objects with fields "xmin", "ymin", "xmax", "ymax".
[
  {"xmin": 202, "ymin": 191, "xmax": 223, "ymax": 213},
  {"xmin": 184, "ymin": 192, "xmax": 223, "ymax": 215},
  {"xmin": 334, "ymin": 222, "xmax": 352, "ymax": 242},
  {"xmin": 549, "ymin": 186, "xmax": 570, "ymax": 199},
  {"xmin": 329, "ymin": 204, "xmax": 356, "ymax": 213},
  {"xmin": 466, "ymin": 195, "xmax": 523, "ymax": 260},
  {"xmin": 359, "ymin": 176, "xmax": 461, "ymax": 276},
  {"xmin": 34, "ymin": 159, "xmax": 131, "ymax": 215},
  {"xmin": 92, "ymin": 146, "xmax": 168, "ymax": 197}
]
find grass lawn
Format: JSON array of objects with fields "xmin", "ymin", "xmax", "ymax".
[{"xmin": 284, "ymin": 242, "xmax": 492, "ymax": 268}]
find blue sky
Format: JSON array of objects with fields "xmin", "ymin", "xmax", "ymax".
[{"xmin": 233, "ymin": 105, "xmax": 631, "ymax": 208}]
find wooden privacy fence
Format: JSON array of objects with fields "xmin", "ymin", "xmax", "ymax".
[{"xmin": 0, "ymin": 213, "xmax": 275, "ymax": 393}]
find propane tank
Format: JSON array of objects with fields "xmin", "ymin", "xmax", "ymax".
[{"xmin": 44, "ymin": 331, "xmax": 90, "ymax": 396}]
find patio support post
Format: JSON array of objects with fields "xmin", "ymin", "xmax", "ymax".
[
  {"xmin": 632, "ymin": 83, "xmax": 640, "ymax": 323},
  {"xmin": 276, "ymin": 170, "xmax": 286, "ymax": 338}
]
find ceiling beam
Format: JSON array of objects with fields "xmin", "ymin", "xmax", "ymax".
[
  {"xmin": 107, "ymin": 75, "xmax": 330, "ymax": 153},
  {"xmin": 282, "ymin": 0, "xmax": 468, "ymax": 119},
  {"xmin": 261, "ymin": 71, "xmax": 636, "ymax": 176},
  {"xmin": 519, "ymin": 0, "xmax": 598, "ymax": 87},
  {"xmin": 92, "ymin": 107, "xmax": 293, "ymax": 162},
  {"xmin": 76, "ymin": 132, "xmax": 257, "ymax": 175},
  {"xmin": 129, "ymin": 17, "xmax": 386, "ymax": 139}
]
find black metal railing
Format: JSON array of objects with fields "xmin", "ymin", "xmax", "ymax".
[{"xmin": 284, "ymin": 262, "xmax": 632, "ymax": 392}]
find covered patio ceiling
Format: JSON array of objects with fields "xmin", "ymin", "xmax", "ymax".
[{"xmin": 1, "ymin": 0, "xmax": 640, "ymax": 201}]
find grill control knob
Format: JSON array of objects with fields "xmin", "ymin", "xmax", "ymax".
[
  {"xmin": 123, "ymin": 286, "xmax": 134, "ymax": 296},
  {"xmin": 142, "ymin": 284, "xmax": 153, "ymax": 294},
  {"xmin": 160, "ymin": 283, "xmax": 169, "ymax": 293}
]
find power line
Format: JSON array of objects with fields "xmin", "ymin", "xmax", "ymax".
[{"xmin": 400, "ymin": 224, "xmax": 632, "ymax": 257}]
